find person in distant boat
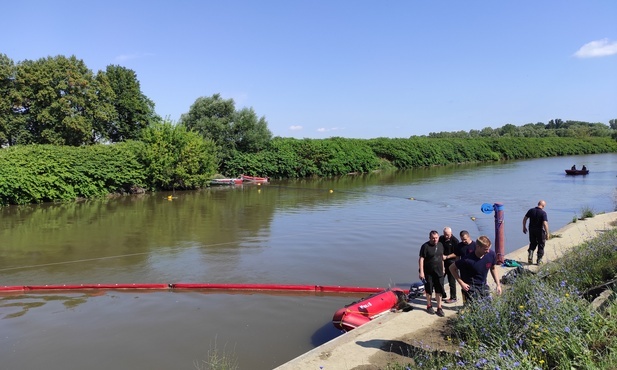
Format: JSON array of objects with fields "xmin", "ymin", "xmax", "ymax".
[
  {"xmin": 456, "ymin": 230, "xmax": 476, "ymax": 258},
  {"xmin": 582, "ymin": 165, "xmax": 587, "ymax": 171},
  {"xmin": 418, "ymin": 230, "xmax": 446, "ymax": 317},
  {"xmin": 449, "ymin": 235, "xmax": 502, "ymax": 303},
  {"xmin": 571, "ymin": 165, "xmax": 576, "ymax": 170},
  {"xmin": 522, "ymin": 200, "xmax": 550, "ymax": 265},
  {"xmin": 439, "ymin": 227, "xmax": 460, "ymax": 304}
]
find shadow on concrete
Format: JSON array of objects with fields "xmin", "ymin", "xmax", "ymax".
[{"xmin": 356, "ymin": 338, "xmax": 449, "ymax": 358}]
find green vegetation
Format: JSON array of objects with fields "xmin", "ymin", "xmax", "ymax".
[
  {"xmin": 0, "ymin": 54, "xmax": 159, "ymax": 146},
  {"xmin": 138, "ymin": 121, "xmax": 218, "ymax": 191},
  {"xmin": 221, "ymin": 136, "xmax": 617, "ymax": 179},
  {"xmin": 387, "ymin": 228, "xmax": 617, "ymax": 370},
  {"xmin": 0, "ymin": 144, "xmax": 145, "ymax": 205},
  {"xmin": 0, "ymin": 120, "xmax": 218, "ymax": 205},
  {"xmin": 2, "ymin": 51, "xmax": 617, "ymax": 204},
  {"xmin": 194, "ymin": 340, "xmax": 239, "ymax": 370},
  {"xmin": 580, "ymin": 206, "xmax": 596, "ymax": 220}
]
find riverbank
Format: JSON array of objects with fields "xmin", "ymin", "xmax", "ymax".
[{"xmin": 275, "ymin": 212, "xmax": 617, "ymax": 369}]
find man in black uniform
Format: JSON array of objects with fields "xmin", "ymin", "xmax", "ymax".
[
  {"xmin": 419, "ymin": 230, "xmax": 445, "ymax": 317},
  {"xmin": 439, "ymin": 227, "xmax": 459, "ymax": 303},
  {"xmin": 523, "ymin": 200, "xmax": 550, "ymax": 265}
]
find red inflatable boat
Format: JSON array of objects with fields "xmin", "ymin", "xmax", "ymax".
[{"xmin": 332, "ymin": 288, "xmax": 408, "ymax": 332}]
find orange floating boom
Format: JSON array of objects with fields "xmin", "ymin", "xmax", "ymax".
[{"xmin": 0, "ymin": 283, "xmax": 392, "ymax": 294}]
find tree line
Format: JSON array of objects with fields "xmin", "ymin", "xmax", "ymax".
[
  {"xmin": 1, "ymin": 53, "xmax": 617, "ymax": 205},
  {"xmin": 427, "ymin": 118, "xmax": 617, "ymax": 139}
]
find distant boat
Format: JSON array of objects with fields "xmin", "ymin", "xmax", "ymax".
[
  {"xmin": 210, "ymin": 178, "xmax": 243, "ymax": 186},
  {"xmin": 565, "ymin": 169, "xmax": 589, "ymax": 175},
  {"xmin": 241, "ymin": 174, "xmax": 269, "ymax": 183}
]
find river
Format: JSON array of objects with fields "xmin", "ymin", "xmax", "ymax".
[{"xmin": 1, "ymin": 153, "xmax": 616, "ymax": 369}]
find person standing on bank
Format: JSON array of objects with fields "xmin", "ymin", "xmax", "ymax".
[
  {"xmin": 456, "ymin": 230, "xmax": 476, "ymax": 258},
  {"xmin": 440, "ymin": 227, "xmax": 460, "ymax": 303},
  {"xmin": 523, "ymin": 200, "xmax": 550, "ymax": 265},
  {"xmin": 419, "ymin": 230, "xmax": 446, "ymax": 317},
  {"xmin": 449, "ymin": 235, "xmax": 502, "ymax": 303}
]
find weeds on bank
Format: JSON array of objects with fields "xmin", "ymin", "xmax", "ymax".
[
  {"xmin": 572, "ymin": 206, "xmax": 596, "ymax": 223},
  {"xmin": 388, "ymin": 229, "xmax": 617, "ymax": 370},
  {"xmin": 194, "ymin": 340, "xmax": 238, "ymax": 370}
]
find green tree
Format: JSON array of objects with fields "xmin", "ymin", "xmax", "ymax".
[
  {"xmin": 12, "ymin": 55, "xmax": 116, "ymax": 146},
  {"xmin": 180, "ymin": 93, "xmax": 272, "ymax": 157},
  {"xmin": 104, "ymin": 65, "xmax": 159, "ymax": 142},
  {"xmin": 180, "ymin": 93, "xmax": 235, "ymax": 146},
  {"xmin": 0, "ymin": 53, "xmax": 17, "ymax": 146},
  {"xmin": 231, "ymin": 107, "xmax": 272, "ymax": 152},
  {"xmin": 138, "ymin": 120, "xmax": 218, "ymax": 190}
]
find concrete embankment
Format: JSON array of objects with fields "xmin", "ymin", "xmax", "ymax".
[{"xmin": 275, "ymin": 212, "xmax": 617, "ymax": 369}]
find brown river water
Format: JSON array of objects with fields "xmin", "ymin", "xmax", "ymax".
[{"xmin": 1, "ymin": 153, "xmax": 616, "ymax": 369}]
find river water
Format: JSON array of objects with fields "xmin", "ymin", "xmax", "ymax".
[{"xmin": 1, "ymin": 153, "xmax": 616, "ymax": 369}]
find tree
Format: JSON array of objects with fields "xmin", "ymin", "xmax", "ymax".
[
  {"xmin": 0, "ymin": 53, "xmax": 16, "ymax": 146},
  {"xmin": 180, "ymin": 93, "xmax": 235, "ymax": 146},
  {"xmin": 609, "ymin": 119, "xmax": 617, "ymax": 130},
  {"xmin": 104, "ymin": 65, "xmax": 159, "ymax": 142},
  {"xmin": 138, "ymin": 120, "xmax": 218, "ymax": 190},
  {"xmin": 231, "ymin": 107, "xmax": 272, "ymax": 152},
  {"xmin": 180, "ymin": 93, "xmax": 272, "ymax": 157},
  {"xmin": 499, "ymin": 123, "xmax": 519, "ymax": 137},
  {"xmin": 12, "ymin": 55, "xmax": 116, "ymax": 146}
]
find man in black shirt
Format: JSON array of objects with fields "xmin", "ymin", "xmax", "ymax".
[
  {"xmin": 523, "ymin": 200, "xmax": 550, "ymax": 265},
  {"xmin": 439, "ymin": 227, "xmax": 459, "ymax": 303},
  {"xmin": 419, "ymin": 230, "xmax": 446, "ymax": 317}
]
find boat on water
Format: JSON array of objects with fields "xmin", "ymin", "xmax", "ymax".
[
  {"xmin": 565, "ymin": 169, "xmax": 589, "ymax": 175},
  {"xmin": 210, "ymin": 178, "xmax": 243, "ymax": 186},
  {"xmin": 241, "ymin": 174, "xmax": 269, "ymax": 183},
  {"xmin": 332, "ymin": 288, "xmax": 409, "ymax": 332}
]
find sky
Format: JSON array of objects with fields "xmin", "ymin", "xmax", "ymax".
[{"xmin": 3, "ymin": 1, "xmax": 616, "ymax": 139}]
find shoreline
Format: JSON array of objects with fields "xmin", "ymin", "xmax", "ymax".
[{"xmin": 275, "ymin": 212, "xmax": 617, "ymax": 369}]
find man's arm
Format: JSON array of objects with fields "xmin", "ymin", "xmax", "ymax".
[
  {"xmin": 449, "ymin": 263, "xmax": 469, "ymax": 292},
  {"xmin": 543, "ymin": 220, "xmax": 550, "ymax": 240},
  {"xmin": 522, "ymin": 216, "xmax": 529, "ymax": 234},
  {"xmin": 419, "ymin": 256, "xmax": 425, "ymax": 280},
  {"xmin": 490, "ymin": 265, "xmax": 502, "ymax": 295}
]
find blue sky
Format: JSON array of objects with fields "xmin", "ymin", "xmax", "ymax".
[{"xmin": 3, "ymin": 1, "xmax": 616, "ymax": 138}]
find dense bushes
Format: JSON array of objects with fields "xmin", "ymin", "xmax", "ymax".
[
  {"xmin": 222, "ymin": 136, "xmax": 617, "ymax": 179},
  {"xmin": 1, "ymin": 136, "xmax": 616, "ymax": 204},
  {"xmin": 0, "ymin": 144, "xmax": 145, "ymax": 205},
  {"xmin": 222, "ymin": 137, "xmax": 383, "ymax": 178},
  {"xmin": 137, "ymin": 121, "xmax": 218, "ymax": 191},
  {"xmin": 0, "ymin": 122, "xmax": 218, "ymax": 205}
]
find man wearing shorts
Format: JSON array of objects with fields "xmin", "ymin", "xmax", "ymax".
[{"xmin": 418, "ymin": 230, "xmax": 446, "ymax": 316}]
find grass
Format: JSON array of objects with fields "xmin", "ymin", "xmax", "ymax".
[
  {"xmin": 386, "ymin": 228, "xmax": 617, "ymax": 370},
  {"xmin": 580, "ymin": 206, "xmax": 595, "ymax": 220},
  {"xmin": 194, "ymin": 339, "xmax": 238, "ymax": 370}
]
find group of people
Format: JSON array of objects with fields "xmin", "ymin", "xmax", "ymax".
[
  {"xmin": 571, "ymin": 164, "xmax": 587, "ymax": 171},
  {"xmin": 417, "ymin": 200, "xmax": 550, "ymax": 316}
]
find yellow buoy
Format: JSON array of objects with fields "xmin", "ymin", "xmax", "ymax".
[
  {"xmin": 471, "ymin": 217, "xmax": 476, "ymax": 221},
  {"xmin": 329, "ymin": 189, "xmax": 334, "ymax": 193},
  {"xmin": 409, "ymin": 197, "xmax": 415, "ymax": 200}
]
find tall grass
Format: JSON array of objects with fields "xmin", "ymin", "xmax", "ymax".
[
  {"xmin": 388, "ymin": 228, "xmax": 617, "ymax": 369},
  {"xmin": 194, "ymin": 340, "xmax": 238, "ymax": 370}
]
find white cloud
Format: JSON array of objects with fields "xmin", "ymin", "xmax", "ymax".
[
  {"xmin": 573, "ymin": 38, "xmax": 617, "ymax": 58},
  {"xmin": 289, "ymin": 125, "xmax": 303, "ymax": 131},
  {"xmin": 317, "ymin": 127, "xmax": 342, "ymax": 133}
]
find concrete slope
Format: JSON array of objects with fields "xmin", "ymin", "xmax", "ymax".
[{"xmin": 275, "ymin": 212, "xmax": 617, "ymax": 369}]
